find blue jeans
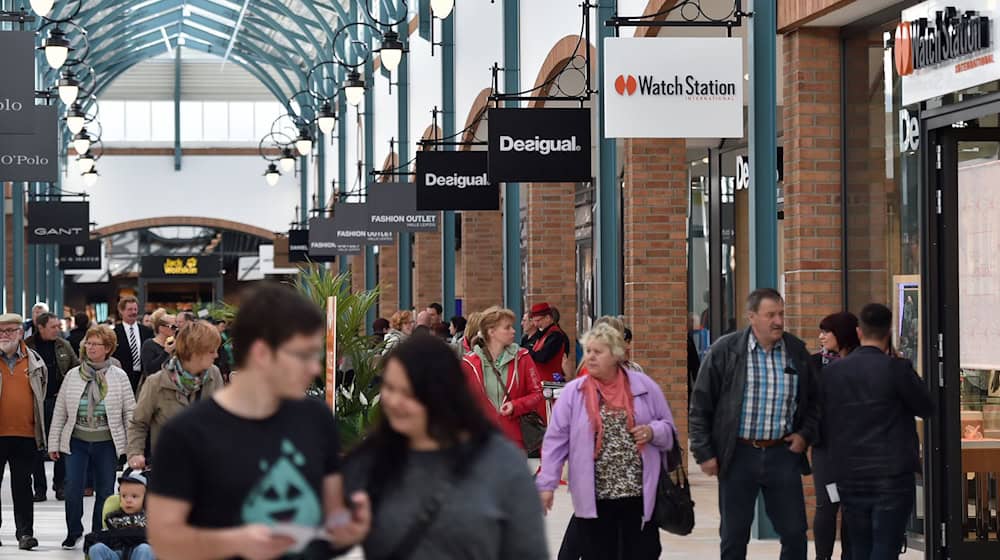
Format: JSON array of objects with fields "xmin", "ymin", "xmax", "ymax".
[
  {"xmin": 65, "ymin": 438, "xmax": 117, "ymax": 538},
  {"xmin": 89, "ymin": 543, "xmax": 154, "ymax": 560},
  {"xmin": 839, "ymin": 473, "xmax": 914, "ymax": 560},
  {"xmin": 718, "ymin": 442, "xmax": 808, "ymax": 560}
]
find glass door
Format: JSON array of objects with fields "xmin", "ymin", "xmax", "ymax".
[{"xmin": 935, "ymin": 127, "xmax": 1000, "ymax": 559}]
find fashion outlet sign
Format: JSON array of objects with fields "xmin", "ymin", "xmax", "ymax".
[
  {"xmin": 897, "ymin": 0, "xmax": 1000, "ymax": 105},
  {"xmin": 603, "ymin": 37, "xmax": 743, "ymax": 138}
]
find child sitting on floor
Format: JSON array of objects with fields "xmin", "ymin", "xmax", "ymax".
[{"xmin": 84, "ymin": 469, "xmax": 153, "ymax": 560}]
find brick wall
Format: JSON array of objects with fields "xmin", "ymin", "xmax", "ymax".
[
  {"xmin": 459, "ymin": 210, "xmax": 504, "ymax": 315},
  {"xmin": 525, "ymin": 182, "xmax": 576, "ymax": 359},
  {"xmin": 349, "ymin": 254, "xmax": 365, "ymax": 295},
  {"xmin": 622, "ymin": 138, "xmax": 689, "ymax": 442},
  {"xmin": 378, "ymin": 237, "xmax": 399, "ymax": 317},
  {"xmin": 782, "ymin": 27, "xmax": 844, "ymax": 338},
  {"xmin": 413, "ymin": 219, "xmax": 442, "ymax": 312}
]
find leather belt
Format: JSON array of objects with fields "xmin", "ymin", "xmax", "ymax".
[{"xmin": 738, "ymin": 438, "xmax": 784, "ymax": 449}]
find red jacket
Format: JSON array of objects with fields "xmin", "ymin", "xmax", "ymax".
[
  {"xmin": 527, "ymin": 324, "xmax": 569, "ymax": 383},
  {"xmin": 461, "ymin": 348, "xmax": 544, "ymax": 449}
]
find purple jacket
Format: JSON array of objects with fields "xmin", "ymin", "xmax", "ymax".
[{"xmin": 536, "ymin": 368, "xmax": 676, "ymax": 521}]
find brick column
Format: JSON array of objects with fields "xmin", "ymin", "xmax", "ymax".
[
  {"xmin": 622, "ymin": 138, "xmax": 689, "ymax": 441},
  {"xmin": 378, "ymin": 237, "xmax": 398, "ymax": 317},
  {"xmin": 349, "ymin": 254, "xmax": 365, "ymax": 295},
  {"xmin": 413, "ymin": 216, "xmax": 442, "ymax": 311},
  {"xmin": 782, "ymin": 27, "xmax": 844, "ymax": 337},
  {"xmin": 525, "ymin": 182, "xmax": 576, "ymax": 358},
  {"xmin": 459, "ymin": 211, "xmax": 504, "ymax": 315}
]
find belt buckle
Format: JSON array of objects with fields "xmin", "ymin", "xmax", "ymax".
[{"xmin": 752, "ymin": 440, "xmax": 764, "ymax": 449}]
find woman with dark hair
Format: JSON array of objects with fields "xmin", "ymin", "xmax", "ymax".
[
  {"xmin": 448, "ymin": 315, "xmax": 467, "ymax": 354},
  {"xmin": 811, "ymin": 311, "xmax": 860, "ymax": 560},
  {"xmin": 344, "ymin": 334, "xmax": 548, "ymax": 560}
]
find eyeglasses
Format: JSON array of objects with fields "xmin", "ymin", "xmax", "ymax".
[
  {"xmin": 84, "ymin": 341, "xmax": 107, "ymax": 348},
  {"xmin": 279, "ymin": 348, "xmax": 324, "ymax": 364},
  {"xmin": 0, "ymin": 328, "xmax": 22, "ymax": 336}
]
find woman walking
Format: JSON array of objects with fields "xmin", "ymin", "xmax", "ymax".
[
  {"xmin": 344, "ymin": 335, "xmax": 548, "ymax": 560},
  {"xmin": 48, "ymin": 325, "xmax": 136, "ymax": 550},
  {"xmin": 140, "ymin": 309, "xmax": 175, "ymax": 381},
  {"xmin": 460, "ymin": 306, "xmax": 543, "ymax": 451},
  {"xmin": 127, "ymin": 320, "xmax": 223, "ymax": 471},
  {"xmin": 382, "ymin": 310, "xmax": 415, "ymax": 355},
  {"xmin": 537, "ymin": 323, "xmax": 676, "ymax": 560},
  {"xmin": 812, "ymin": 311, "xmax": 860, "ymax": 560}
]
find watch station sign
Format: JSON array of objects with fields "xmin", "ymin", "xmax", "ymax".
[{"xmin": 897, "ymin": 1, "xmax": 1000, "ymax": 105}]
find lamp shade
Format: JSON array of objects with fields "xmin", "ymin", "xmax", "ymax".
[
  {"xmin": 294, "ymin": 132, "xmax": 313, "ymax": 157},
  {"xmin": 279, "ymin": 149, "xmax": 296, "ymax": 173},
  {"xmin": 82, "ymin": 169, "xmax": 98, "ymax": 188},
  {"xmin": 57, "ymin": 74, "xmax": 80, "ymax": 105},
  {"xmin": 430, "ymin": 0, "xmax": 454, "ymax": 18},
  {"xmin": 29, "ymin": 0, "xmax": 54, "ymax": 17},
  {"xmin": 264, "ymin": 164, "xmax": 281, "ymax": 186},
  {"xmin": 65, "ymin": 114, "xmax": 85, "ymax": 134},
  {"xmin": 76, "ymin": 154, "xmax": 94, "ymax": 173},
  {"xmin": 344, "ymin": 71, "xmax": 365, "ymax": 107},
  {"xmin": 40, "ymin": 29, "xmax": 71, "ymax": 69},
  {"xmin": 72, "ymin": 130, "xmax": 91, "ymax": 155},
  {"xmin": 317, "ymin": 104, "xmax": 337, "ymax": 135},
  {"xmin": 380, "ymin": 31, "xmax": 404, "ymax": 73}
]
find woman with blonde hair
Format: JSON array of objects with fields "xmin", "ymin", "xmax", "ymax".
[
  {"xmin": 462, "ymin": 311, "xmax": 484, "ymax": 353},
  {"xmin": 461, "ymin": 307, "xmax": 544, "ymax": 452},
  {"xmin": 382, "ymin": 310, "xmax": 415, "ymax": 355},
  {"xmin": 49, "ymin": 326, "xmax": 136, "ymax": 550},
  {"xmin": 538, "ymin": 323, "xmax": 676, "ymax": 560},
  {"xmin": 140, "ymin": 308, "xmax": 176, "ymax": 381},
  {"xmin": 127, "ymin": 321, "xmax": 222, "ymax": 471}
]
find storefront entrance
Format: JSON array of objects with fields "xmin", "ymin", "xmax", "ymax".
[{"xmin": 926, "ymin": 111, "xmax": 1000, "ymax": 558}]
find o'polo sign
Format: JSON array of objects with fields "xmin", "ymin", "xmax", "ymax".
[
  {"xmin": 487, "ymin": 108, "xmax": 591, "ymax": 183},
  {"xmin": 0, "ymin": 32, "xmax": 35, "ymax": 134},
  {"xmin": 0, "ymin": 106, "xmax": 59, "ymax": 182},
  {"xmin": 604, "ymin": 37, "xmax": 743, "ymax": 138},
  {"xmin": 416, "ymin": 151, "xmax": 499, "ymax": 211}
]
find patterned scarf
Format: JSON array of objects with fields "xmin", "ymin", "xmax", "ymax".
[
  {"xmin": 163, "ymin": 356, "xmax": 205, "ymax": 398},
  {"xmin": 78, "ymin": 358, "xmax": 110, "ymax": 425},
  {"xmin": 581, "ymin": 367, "xmax": 640, "ymax": 459}
]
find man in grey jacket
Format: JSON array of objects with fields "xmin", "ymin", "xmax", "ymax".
[{"xmin": 689, "ymin": 288, "xmax": 820, "ymax": 560}]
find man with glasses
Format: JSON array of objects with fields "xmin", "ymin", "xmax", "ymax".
[
  {"xmin": 147, "ymin": 283, "xmax": 370, "ymax": 559},
  {"xmin": 26, "ymin": 312, "xmax": 79, "ymax": 502},
  {"xmin": 112, "ymin": 296, "xmax": 153, "ymax": 394},
  {"xmin": 0, "ymin": 313, "xmax": 48, "ymax": 550}
]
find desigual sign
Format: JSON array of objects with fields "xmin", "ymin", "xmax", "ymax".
[
  {"xmin": 604, "ymin": 37, "xmax": 744, "ymax": 138},
  {"xmin": 0, "ymin": 32, "xmax": 36, "ymax": 134},
  {"xmin": 898, "ymin": 1, "xmax": 1000, "ymax": 105},
  {"xmin": 416, "ymin": 151, "xmax": 500, "ymax": 211},
  {"xmin": 27, "ymin": 201, "xmax": 90, "ymax": 245},
  {"xmin": 487, "ymin": 108, "xmax": 591, "ymax": 183},
  {"xmin": 0, "ymin": 106, "xmax": 59, "ymax": 182}
]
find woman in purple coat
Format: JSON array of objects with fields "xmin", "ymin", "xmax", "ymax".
[{"xmin": 537, "ymin": 323, "xmax": 676, "ymax": 560}]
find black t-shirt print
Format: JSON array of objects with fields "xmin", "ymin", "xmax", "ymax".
[{"xmin": 150, "ymin": 397, "xmax": 341, "ymax": 532}]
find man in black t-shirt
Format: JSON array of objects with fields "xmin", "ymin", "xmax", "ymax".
[{"xmin": 147, "ymin": 283, "xmax": 370, "ymax": 559}]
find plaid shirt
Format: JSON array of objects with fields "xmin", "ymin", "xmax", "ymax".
[{"xmin": 739, "ymin": 333, "xmax": 798, "ymax": 440}]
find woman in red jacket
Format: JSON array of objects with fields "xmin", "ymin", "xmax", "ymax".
[{"xmin": 461, "ymin": 306, "xmax": 543, "ymax": 450}]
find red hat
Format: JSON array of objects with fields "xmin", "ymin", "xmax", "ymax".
[{"xmin": 529, "ymin": 302, "xmax": 553, "ymax": 317}]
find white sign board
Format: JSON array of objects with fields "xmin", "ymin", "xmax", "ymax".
[
  {"xmin": 603, "ymin": 37, "xmax": 744, "ymax": 138},
  {"xmin": 259, "ymin": 244, "xmax": 297, "ymax": 275},
  {"xmin": 898, "ymin": 0, "xmax": 1000, "ymax": 105}
]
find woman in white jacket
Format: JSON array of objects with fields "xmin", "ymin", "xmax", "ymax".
[{"xmin": 48, "ymin": 325, "xmax": 135, "ymax": 551}]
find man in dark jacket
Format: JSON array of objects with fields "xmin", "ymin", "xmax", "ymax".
[
  {"xmin": 112, "ymin": 296, "xmax": 153, "ymax": 394},
  {"xmin": 67, "ymin": 312, "xmax": 89, "ymax": 356},
  {"xmin": 821, "ymin": 303, "xmax": 932, "ymax": 559},
  {"xmin": 26, "ymin": 313, "xmax": 80, "ymax": 501},
  {"xmin": 689, "ymin": 288, "xmax": 819, "ymax": 560}
]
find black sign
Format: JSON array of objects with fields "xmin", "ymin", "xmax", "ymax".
[
  {"xmin": 338, "ymin": 203, "xmax": 395, "ymax": 246},
  {"xmin": 28, "ymin": 201, "xmax": 90, "ymax": 245},
  {"xmin": 308, "ymin": 217, "xmax": 362, "ymax": 257},
  {"xmin": 287, "ymin": 229, "xmax": 335, "ymax": 263},
  {"xmin": 368, "ymin": 182, "xmax": 439, "ymax": 232},
  {"xmin": 0, "ymin": 32, "xmax": 36, "ymax": 135},
  {"xmin": 416, "ymin": 151, "xmax": 499, "ymax": 211},
  {"xmin": 487, "ymin": 107, "xmax": 591, "ymax": 183},
  {"xmin": 140, "ymin": 256, "xmax": 222, "ymax": 279},
  {"xmin": 0, "ymin": 106, "xmax": 59, "ymax": 182},
  {"xmin": 58, "ymin": 241, "xmax": 102, "ymax": 270}
]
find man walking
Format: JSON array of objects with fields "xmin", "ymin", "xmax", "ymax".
[
  {"xmin": 821, "ymin": 303, "xmax": 932, "ymax": 559},
  {"xmin": 26, "ymin": 312, "xmax": 79, "ymax": 501},
  {"xmin": 426, "ymin": 302, "xmax": 444, "ymax": 327},
  {"xmin": 112, "ymin": 296, "xmax": 153, "ymax": 394},
  {"xmin": 22, "ymin": 302, "xmax": 48, "ymax": 340},
  {"xmin": 689, "ymin": 288, "xmax": 819, "ymax": 560},
  {"xmin": 522, "ymin": 303, "xmax": 569, "ymax": 383},
  {"xmin": 0, "ymin": 313, "xmax": 48, "ymax": 550}
]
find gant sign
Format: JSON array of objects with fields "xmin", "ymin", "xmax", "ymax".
[
  {"xmin": 899, "ymin": 0, "xmax": 1000, "ymax": 105},
  {"xmin": 604, "ymin": 37, "xmax": 743, "ymax": 138}
]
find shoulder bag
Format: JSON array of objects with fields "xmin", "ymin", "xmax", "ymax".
[
  {"xmin": 487, "ymin": 353, "xmax": 546, "ymax": 457},
  {"xmin": 652, "ymin": 429, "xmax": 696, "ymax": 536}
]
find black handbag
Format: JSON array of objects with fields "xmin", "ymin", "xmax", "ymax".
[
  {"xmin": 652, "ymin": 433, "xmax": 695, "ymax": 536},
  {"xmin": 487, "ymin": 353, "xmax": 546, "ymax": 457}
]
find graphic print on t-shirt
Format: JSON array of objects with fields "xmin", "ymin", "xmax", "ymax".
[{"xmin": 241, "ymin": 439, "xmax": 322, "ymax": 527}]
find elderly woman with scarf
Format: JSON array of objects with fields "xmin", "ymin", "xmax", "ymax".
[
  {"xmin": 49, "ymin": 325, "xmax": 136, "ymax": 550},
  {"xmin": 461, "ymin": 306, "xmax": 543, "ymax": 451},
  {"xmin": 537, "ymin": 323, "xmax": 676, "ymax": 560},
  {"xmin": 126, "ymin": 320, "xmax": 222, "ymax": 471}
]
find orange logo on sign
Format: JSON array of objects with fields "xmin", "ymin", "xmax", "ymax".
[
  {"xmin": 895, "ymin": 22, "xmax": 914, "ymax": 76},
  {"xmin": 614, "ymin": 74, "xmax": 637, "ymax": 96}
]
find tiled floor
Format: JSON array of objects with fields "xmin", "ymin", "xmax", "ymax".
[{"xmin": 1, "ymin": 463, "xmax": 926, "ymax": 559}]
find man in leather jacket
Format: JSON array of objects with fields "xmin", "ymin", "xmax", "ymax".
[{"xmin": 689, "ymin": 288, "xmax": 819, "ymax": 560}]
